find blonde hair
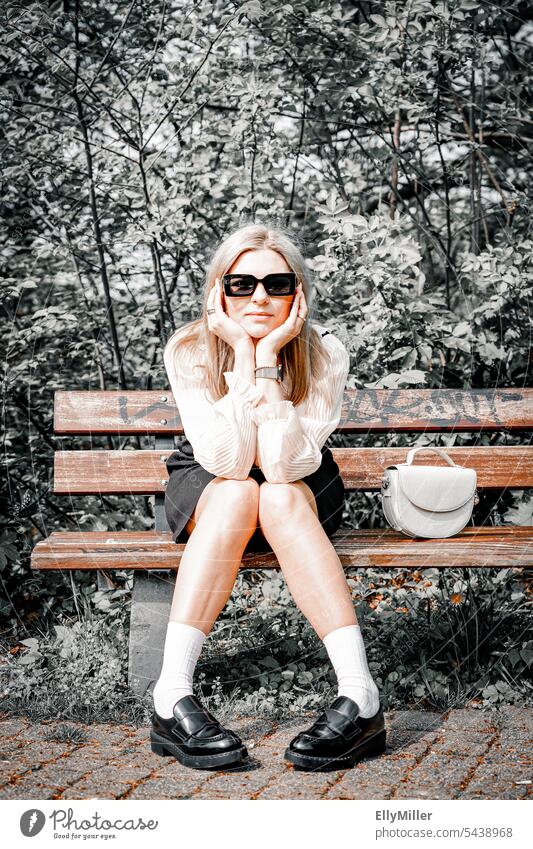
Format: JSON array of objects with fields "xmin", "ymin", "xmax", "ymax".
[{"xmin": 165, "ymin": 221, "xmax": 331, "ymax": 406}]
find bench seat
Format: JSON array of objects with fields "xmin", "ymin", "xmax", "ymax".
[{"xmin": 31, "ymin": 526, "xmax": 533, "ymax": 572}]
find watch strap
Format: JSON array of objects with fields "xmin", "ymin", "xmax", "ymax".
[{"xmin": 255, "ymin": 363, "xmax": 283, "ymax": 381}]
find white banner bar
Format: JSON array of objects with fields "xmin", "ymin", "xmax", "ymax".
[{"xmin": 2, "ymin": 799, "xmax": 530, "ymax": 848}]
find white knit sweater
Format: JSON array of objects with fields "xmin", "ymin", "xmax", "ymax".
[{"xmin": 163, "ymin": 324, "xmax": 350, "ymax": 484}]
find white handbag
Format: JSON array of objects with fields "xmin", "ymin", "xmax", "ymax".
[{"xmin": 380, "ymin": 447, "xmax": 479, "ymax": 539}]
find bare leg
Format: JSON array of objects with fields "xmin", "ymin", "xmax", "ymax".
[
  {"xmin": 257, "ymin": 480, "xmax": 357, "ymax": 640},
  {"xmin": 169, "ymin": 477, "xmax": 260, "ymax": 634},
  {"xmin": 256, "ymin": 481, "xmax": 380, "ymax": 717},
  {"xmin": 153, "ymin": 477, "xmax": 261, "ymax": 718}
]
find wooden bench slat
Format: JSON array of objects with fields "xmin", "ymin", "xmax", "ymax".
[
  {"xmin": 53, "ymin": 388, "xmax": 533, "ymax": 435},
  {"xmin": 31, "ymin": 527, "xmax": 533, "ymax": 571},
  {"xmin": 53, "ymin": 446, "xmax": 533, "ymax": 494}
]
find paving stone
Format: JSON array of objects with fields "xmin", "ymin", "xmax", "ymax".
[
  {"xmin": 387, "ymin": 710, "xmax": 442, "ymax": 732},
  {"xmin": 383, "ymin": 724, "xmax": 440, "ymax": 758},
  {"xmin": 460, "ymin": 776, "xmax": 532, "ymax": 799},
  {"xmin": 224, "ymin": 716, "xmax": 276, "ymax": 737},
  {"xmin": 0, "ymin": 707, "xmax": 531, "ymax": 800},
  {"xmin": 458, "ymin": 760, "xmax": 533, "ymax": 800},
  {"xmin": 484, "ymin": 748, "xmax": 533, "ymax": 766},
  {"xmin": 12, "ymin": 725, "xmax": 49, "ymax": 743},
  {"xmin": 125, "ymin": 743, "xmax": 233, "ymax": 800},
  {"xmin": 441, "ymin": 709, "xmax": 498, "ymax": 732},
  {"xmin": 383, "ymin": 709, "xmax": 502, "ymax": 800},
  {"xmin": 191, "ymin": 758, "xmax": 279, "ymax": 799},
  {"xmin": 0, "ymin": 717, "xmax": 33, "ymax": 737},
  {"xmin": 0, "ymin": 740, "xmax": 76, "ymax": 788},
  {"xmin": 0, "ymin": 782, "xmax": 68, "ymax": 800},
  {"xmin": 74, "ymin": 725, "xmax": 133, "ymax": 747},
  {"xmin": 128, "ymin": 768, "xmax": 214, "ymax": 799},
  {"xmin": 0, "ymin": 740, "xmax": 117, "ymax": 800},
  {"xmin": 190, "ymin": 720, "xmax": 280, "ymax": 799},
  {"xmin": 498, "ymin": 706, "xmax": 533, "ymax": 732},
  {"xmin": 0, "ymin": 738, "xmax": 35, "ymax": 760},
  {"xmin": 325, "ymin": 757, "xmax": 413, "ymax": 800},
  {"xmin": 56, "ymin": 743, "xmax": 125, "ymax": 774},
  {"xmin": 254, "ymin": 769, "xmax": 343, "ymax": 800},
  {"xmin": 429, "ymin": 731, "xmax": 497, "ymax": 758},
  {"xmin": 201, "ymin": 720, "xmax": 333, "ymax": 800},
  {"xmin": 499, "ymin": 723, "xmax": 533, "ymax": 748},
  {"xmin": 392, "ymin": 753, "xmax": 481, "ymax": 799},
  {"xmin": 65, "ymin": 748, "xmax": 163, "ymax": 799}
]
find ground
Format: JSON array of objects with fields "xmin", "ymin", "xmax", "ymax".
[{"xmin": 0, "ymin": 707, "xmax": 531, "ymax": 800}]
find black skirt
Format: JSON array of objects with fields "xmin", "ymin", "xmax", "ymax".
[{"xmin": 164, "ymin": 437, "xmax": 345, "ymax": 553}]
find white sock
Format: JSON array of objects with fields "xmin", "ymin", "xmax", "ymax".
[
  {"xmin": 322, "ymin": 624, "xmax": 380, "ymax": 718},
  {"xmin": 152, "ymin": 621, "xmax": 207, "ymax": 718}
]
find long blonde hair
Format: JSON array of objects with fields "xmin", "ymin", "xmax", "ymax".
[{"xmin": 165, "ymin": 221, "xmax": 331, "ymax": 406}]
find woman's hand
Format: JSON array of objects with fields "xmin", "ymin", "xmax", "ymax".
[
  {"xmin": 255, "ymin": 281, "xmax": 308, "ymax": 361},
  {"xmin": 206, "ymin": 278, "xmax": 254, "ymax": 351}
]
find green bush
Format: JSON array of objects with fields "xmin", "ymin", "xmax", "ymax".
[
  {"xmin": 0, "ymin": 592, "xmax": 140, "ymax": 724},
  {"xmin": 2, "ymin": 565, "xmax": 530, "ymax": 723}
]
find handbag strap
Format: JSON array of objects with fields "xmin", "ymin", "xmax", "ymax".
[{"xmin": 405, "ymin": 446, "xmax": 457, "ymax": 467}]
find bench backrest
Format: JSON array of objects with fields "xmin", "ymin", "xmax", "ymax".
[{"xmin": 53, "ymin": 388, "xmax": 533, "ymax": 532}]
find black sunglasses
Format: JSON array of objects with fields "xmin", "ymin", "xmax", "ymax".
[{"xmin": 222, "ymin": 272, "xmax": 296, "ymax": 297}]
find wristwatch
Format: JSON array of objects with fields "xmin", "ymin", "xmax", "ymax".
[{"xmin": 255, "ymin": 363, "xmax": 284, "ymax": 382}]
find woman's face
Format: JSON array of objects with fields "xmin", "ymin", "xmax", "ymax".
[{"xmin": 222, "ymin": 248, "xmax": 295, "ymax": 342}]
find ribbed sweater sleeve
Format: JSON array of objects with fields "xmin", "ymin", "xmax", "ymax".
[
  {"xmin": 164, "ymin": 338, "xmax": 264, "ymax": 480},
  {"xmin": 250, "ymin": 331, "xmax": 350, "ymax": 483}
]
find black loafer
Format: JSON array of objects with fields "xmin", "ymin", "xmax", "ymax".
[
  {"xmin": 284, "ymin": 695, "xmax": 386, "ymax": 771},
  {"xmin": 150, "ymin": 693, "xmax": 248, "ymax": 770}
]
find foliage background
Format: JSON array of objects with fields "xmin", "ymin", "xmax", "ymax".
[{"xmin": 1, "ymin": 0, "xmax": 532, "ymax": 721}]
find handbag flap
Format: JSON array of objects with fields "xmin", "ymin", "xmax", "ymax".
[{"xmin": 396, "ymin": 465, "xmax": 477, "ymax": 511}]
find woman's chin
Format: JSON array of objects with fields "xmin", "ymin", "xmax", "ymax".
[{"xmin": 243, "ymin": 321, "xmax": 272, "ymax": 338}]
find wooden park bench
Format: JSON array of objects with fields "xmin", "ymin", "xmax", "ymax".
[{"xmin": 31, "ymin": 386, "xmax": 533, "ymax": 696}]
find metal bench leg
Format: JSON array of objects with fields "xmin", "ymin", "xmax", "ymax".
[
  {"xmin": 128, "ymin": 570, "xmax": 176, "ymax": 696},
  {"xmin": 129, "ymin": 433, "xmax": 177, "ymax": 696}
]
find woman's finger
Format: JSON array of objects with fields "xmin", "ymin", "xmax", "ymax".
[
  {"xmin": 299, "ymin": 286, "xmax": 308, "ymax": 314},
  {"xmin": 290, "ymin": 287, "xmax": 300, "ymax": 317},
  {"xmin": 219, "ymin": 279, "xmax": 227, "ymax": 313},
  {"xmin": 213, "ymin": 278, "xmax": 224, "ymax": 315},
  {"xmin": 296, "ymin": 289, "xmax": 306, "ymax": 322},
  {"xmin": 206, "ymin": 279, "xmax": 217, "ymax": 324},
  {"xmin": 208, "ymin": 280, "xmax": 215, "ymax": 303}
]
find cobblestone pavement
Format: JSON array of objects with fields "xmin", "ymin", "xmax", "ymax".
[{"xmin": 0, "ymin": 707, "xmax": 531, "ymax": 800}]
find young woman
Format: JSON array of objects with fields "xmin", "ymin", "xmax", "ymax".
[{"xmin": 150, "ymin": 223, "xmax": 385, "ymax": 771}]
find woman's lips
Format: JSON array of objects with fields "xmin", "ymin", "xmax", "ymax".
[{"xmin": 246, "ymin": 313, "xmax": 271, "ymax": 319}]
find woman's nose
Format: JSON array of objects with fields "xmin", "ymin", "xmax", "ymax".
[{"xmin": 251, "ymin": 283, "xmax": 269, "ymax": 302}]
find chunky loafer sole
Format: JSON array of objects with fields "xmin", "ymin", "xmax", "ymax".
[
  {"xmin": 284, "ymin": 727, "xmax": 386, "ymax": 771},
  {"xmin": 150, "ymin": 728, "xmax": 248, "ymax": 770}
]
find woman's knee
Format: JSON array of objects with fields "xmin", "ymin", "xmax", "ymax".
[
  {"xmin": 258, "ymin": 480, "xmax": 317, "ymax": 525},
  {"xmin": 202, "ymin": 476, "xmax": 260, "ymax": 521}
]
